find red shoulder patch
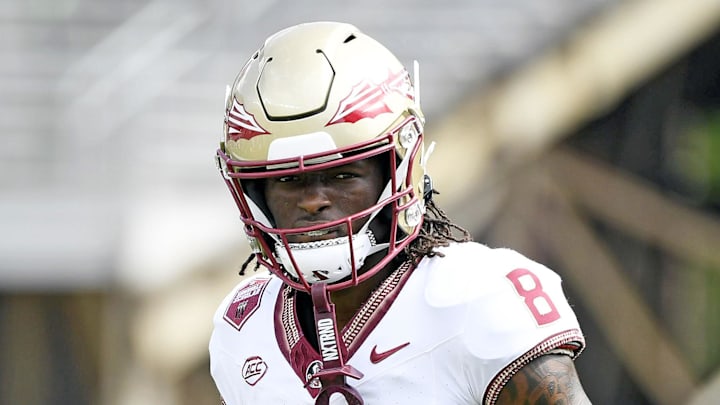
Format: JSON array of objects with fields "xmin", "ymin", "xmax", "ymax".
[{"xmin": 223, "ymin": 277, "xmax": 271, "ymax": 330}]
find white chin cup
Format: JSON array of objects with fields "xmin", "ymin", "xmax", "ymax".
[{"xmin": 275, "ymin": 230, "xmax": 377, "ymax": 284}]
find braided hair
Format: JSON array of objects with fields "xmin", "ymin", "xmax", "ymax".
[{"xmin": 404, "ymin": 189, "xmax": 472, "ymax": 265}]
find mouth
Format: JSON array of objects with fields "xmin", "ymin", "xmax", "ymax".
[
  {"xmin": 286, "ymin": 225, "xmax": 345, "ymax": 244},
  {"xmin": 305, "ymin": 229, "xmax": 331, "ymax": 237}
]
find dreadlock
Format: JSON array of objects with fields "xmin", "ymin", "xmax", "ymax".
[
  {"xmin": 238, "ymin": 251, "xmax": 260, "ymax": 276},
  {"xmin": 404, "ymin": 189, "xmax": 472, "ymax": 265},
  {"xmin": 238, "ymin": 189, "xmax": 471, "ymax": 276}
]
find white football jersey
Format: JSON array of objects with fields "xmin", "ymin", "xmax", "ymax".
[{"xmin": 209, "ymin": 242, "xmax": 585, "ymax": 405}]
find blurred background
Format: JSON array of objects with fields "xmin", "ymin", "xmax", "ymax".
[{"xmin": 1, "ymin": 0, "xmax": 720, "ymax": 404}]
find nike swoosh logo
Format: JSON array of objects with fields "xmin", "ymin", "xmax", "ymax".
[{"xmin": 370, "ymin": 342, "xmax": 410, "ymax": 364}]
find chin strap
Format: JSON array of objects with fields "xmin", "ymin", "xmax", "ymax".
[{"xmin": 310, "ymin": 283, "xmax": 364, "ymax": 405}]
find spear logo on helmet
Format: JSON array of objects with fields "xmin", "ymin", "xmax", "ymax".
[
  {"xmin": 226, "ymin": 98, "xmax": 270, "ymax": 141},
  {"xmin": 327, "ymin": 69, "xmax": 413, "ymax": 126}
]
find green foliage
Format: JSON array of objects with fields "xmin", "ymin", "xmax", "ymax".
[
  {"xmin": 677, "ymin": 110, "xmax": 720, "ymax": 204},
  {"xmin": 671, "ymin": 109, "xmax": 720, "ymax": 377}
]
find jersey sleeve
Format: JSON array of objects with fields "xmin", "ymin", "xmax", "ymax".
[
  {"xmin": 208, "ymin": 273, "xmax": 274, "ymax": 405},
  {"xmin": 424, "ymin": 243, "xmax": 585, "ymax": 404},
  {"xmin": 208, "ymin": 280, "xmax": 246, "ymax": 405}
]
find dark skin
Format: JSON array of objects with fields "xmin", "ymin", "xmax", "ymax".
[
  {"xmin": 264, "ymin": 158, "xmax": 590, "ymax": 404},
  {"xmin": 497, "ymin": 354, "xmax": 592, "ymax": 404},
  {"xmin": 263, "ymin": 157, "xmax": 390, "ymax": 328}
]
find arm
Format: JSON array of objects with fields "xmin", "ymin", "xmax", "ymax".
[{"xmin": 496, "ymin": 354, "xmax": 591, "ymax": 405}]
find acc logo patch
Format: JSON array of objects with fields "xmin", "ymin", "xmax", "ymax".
[
  {"xmin": 242, "ymin": 356, "xmax": 268, "ymax": 386},
  {"xmin": 223, "ymin": 277, "xmax": 270, "ymax": 330}
]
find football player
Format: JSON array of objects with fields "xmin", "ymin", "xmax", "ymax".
[{"xmin": 210, "ymin": 21, "xmax": 590, "ymax": 405}]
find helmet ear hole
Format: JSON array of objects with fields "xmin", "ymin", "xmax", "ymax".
[{"xmin": 423, "ymin": 174, "xmax": 433, "ymax": 202}]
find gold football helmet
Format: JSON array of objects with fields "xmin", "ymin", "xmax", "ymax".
[{"xmin": 217, "ymin": 21, "xmax": 430, "ymax": 292}]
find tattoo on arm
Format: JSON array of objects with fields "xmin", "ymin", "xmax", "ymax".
[{"xmin": 496, "ymin": 354, "xmax": 591, "ymax": 405}]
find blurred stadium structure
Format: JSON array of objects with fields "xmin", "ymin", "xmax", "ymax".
[{"xmin": 1, "ymin": 0, "xmax": 720, "ymax": 404}]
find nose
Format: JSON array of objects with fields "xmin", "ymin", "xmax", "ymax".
[{"xmin": 297, "ymin": 184, "xmax": 331, "ymax": 214}]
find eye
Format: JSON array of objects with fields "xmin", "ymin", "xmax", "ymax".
[
  {"xmin": 276, "ymin": 175, "xmax": 299, "ymax": 183},
  {"xmin": 335, "ymin": 172, "xmax": 358, "ymax": 180}
]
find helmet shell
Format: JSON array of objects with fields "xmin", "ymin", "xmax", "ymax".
[{"xmin": 218, "ymin": 22, "xmax": 428, "ymax": 291}]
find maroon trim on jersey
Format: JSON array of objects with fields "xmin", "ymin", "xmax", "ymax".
[
  {"xmin": 482, "ymin": 328, "xmax": 586, "ymax": 405},
  {"xmin": 273, "ymin": 261, "xmax": 415, "ymax": 398},
  {"xmin": 274, "ymin": 285, "xmax": 323, "ymax": 398},
  {"xmin": 344, "ymin": 261, "xmax": 414, "ymax": 354}
]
